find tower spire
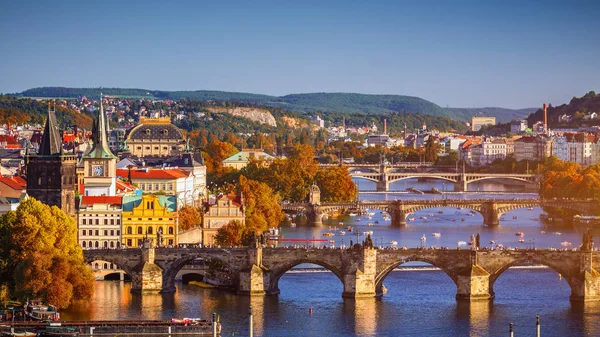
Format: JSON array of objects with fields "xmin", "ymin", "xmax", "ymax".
[
  {"xmin": 38, "ymin": 100, "xmax": 62, "ymax": 156},
  {"xmin": 87, "ymin": 93, "xmax": 117, "ymax": 159}
]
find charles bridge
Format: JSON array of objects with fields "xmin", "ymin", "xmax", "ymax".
[
  {"xmin": 319, "ymin": 163, "xmax": 538, "ymax": 192},
  {"xmin": 281, "ymin": 198, "xmax": 598, "ymax": 227},
  {"xmin": 83, "ymin": 245, "xmax": 600, "ymax": 302}
]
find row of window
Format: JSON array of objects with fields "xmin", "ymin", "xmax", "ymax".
[
  {"xmin": 82, "ymin": 229, "xmax": 121, "ymax": 236},
  {"xmin": 140, "ymin": 183, "xmax": 174, "ymax": 191},
  {"xmin": 82, "ymin": 241, "xmax": 120, "ymax": 249},
  {"xmin": 81, "ymin": 214, "xmax": 119, "ymax": 217},
  {"xmin": 125, "ymin": 218, "xmax": 174, "ymax": 221},
  {"xmin": 81, "ymin": 219, "xmax": 121, "ymax": 225},
  {"xmin": 125, "ymin": 226, "xmax": 174, "ymax": 235},
  {"xmin": 136, "ymin": 145, "xmax": 178, "ymax": 151}
]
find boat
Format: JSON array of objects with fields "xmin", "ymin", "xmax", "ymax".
[
  {"xmin": 451, "ymin": 219, "xmax": 456, "ymax": 222},
  {"xmin": 408, "ymin": 217, "xmax": 416, "ymax": 221},
  {"xmin": 438, "ymin": 211, "xmax": 444, "ymax": 214},
  {"xmin": 391, "ymin": 240, "xmax": 398, "ymax": 246},
  {"xmin": 540, "ymin": 230, "xmax": 546, "ymax": 234},
  {"xmin": 420, "ymin": 216, "xmax": 427, "ymax": 220},
  {"xmin": 339, "ymin": 231, "xmax": 346, "ymax": 235},
  {"xmin": 2, "ymin": 333, "xmax": 37, "ymax": 337},
  {"xmin": 25, "ymin": 302, "xmax": 59, "ymax": 321},
  {"xmin": 554, "ymin": 232, "xmax": 562, "ymax": 235},
  {"xmin": 489, "ymin": 240, "xmax": 495, "ymax": 244},
  {"xmin": 428, "ymin": 213, "xmax": 434, "ymax": 217},
  {"xmin": 290, "ymin": 223, "xmax": 297, "ymax": 228},
  {"xmin": 374, "ymin": 221, "xmax": 379, "ymax": 224},
  {"xmin": 38, "ymin": 327, "xmax": 79, "ymax": 337},
  {"xmin": 348, "ymin": 213, "xmax": 357, "ymax": 217},
  {"xmin": 367, "ymin": 222, "xmax": 374, "ymax": 227},
  {"xmin": 323, "ymin": 232, "xmax": 335, "ymax": 237},
  {"xmin": 528, "ymin": 207, "xmax": 534, "ymax": 210},
  {"xmin": 432, "ymin": 233, "xmax": 441, "ymax": 237},
  {"xmin": 515, "ymin": 232, "xmax": 524, "ymax": 237},
  {"xmin": 339, "ymin": 222, "xmax": 344, "ymax": 226},
  {"xmin": 533, "ymin": 218, "xmax": 539, "ymax": 221},
  {"xmin": 189, "ymin": 281, "xmax": 215, "ymax": 289},
  {"xmin": 347, "ymin": 226, "xmax": 353, "ymax": 232},
  {"xmin": 367, "ymin": 230, "xmax": 373, "ymax": 235},
  {"xmin": 561, "ymin": 241, "xmax": 572, "ymax": 246},
  {"xmin": 461, "ymin": 218, "xmax": 465, "ymax": 222},
  {"xmin": 519, "ymin": 239, "xmax": 525, "ymax": 243},
  {"xmin": 457, "ymin": 241, "xmax": 467, "ymax": 246}
]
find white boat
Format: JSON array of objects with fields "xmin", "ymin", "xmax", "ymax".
[
  {"xmin": 457, "ymin": 241, "xmax": 467, "ymax": 246},
  {"xmin": 432, "ymin": 233, "xmax": 441, "ymax": 237},
  {"xmin": 428, "ymin": 213, "xmax": 434, "ymax": 217},
  {"xmin": 515, "ymin": 232, "xmax": 524, "ymax": 237},
  {"xmin": 391, "ymin": 240, "xmax": 398, "ymax": 246},
  {"xmin": 348, "ymin": 213, "xmax": 357, "ymax": 217},
  {"xmin": 290, "ymin": 223, "xmax": 297, "ymax": 228},
  {"xmin": 339, "ymin": 231, "xmax": 346, "ymax": 235},
  {"xmin": 561, "ymin": 241, "xmax": 572, "ymax": 246},
  {"xmin": 367, "ymin": 222, "xmax": 374, "ymax": 226},
  {"xmin": 554, "ymin": 232, "xmax": 562, "ymax": 235}
]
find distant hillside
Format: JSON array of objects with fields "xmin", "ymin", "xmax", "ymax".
[
  {"xmin": 12, "ymin": 87, "xmax": 531, "ymax": 122},
  {"xmin": 526, "ymin": 91, "xmax": 600, "ymax": 127},
  {"xmin": 0, "ymin": 95, "xmax": 92, "ymax": 128}
]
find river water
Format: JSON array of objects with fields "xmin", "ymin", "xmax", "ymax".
[{"xmin": 62, "ymin": 179, "xmax": 600, "ymax": 336}]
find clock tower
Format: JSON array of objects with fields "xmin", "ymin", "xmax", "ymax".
[{"xmin": 83, "ymin": 94, "xmax": 117, "ymax": 196}]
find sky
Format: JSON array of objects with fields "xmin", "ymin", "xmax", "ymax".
[{"xmin": 0, "ymin": 0, "xmax": 599, "ymax": 109}]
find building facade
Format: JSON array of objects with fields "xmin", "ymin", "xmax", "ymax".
[
  {"xmin": 78, "ymin": 196, "xmax": 123, "ymax": 249},
  {"xmin": 471, "ymin": 117, "xmax": 496, "ymax": 132},
  {"xmin": 202, "ymin": 195, "xmax": 245, "ymax": 246},
  {"xmin": 121, "ymin": 195, "xmax": 178, "ymax": 248},
  {"xmin": 124, "ymin": 117, "xmax": 186, "ymax": 157}
]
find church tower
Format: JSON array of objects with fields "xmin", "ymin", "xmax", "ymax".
[
  {"xmin": 26, "ymin": 102, "xmax": 77, "ymax": 216},
  {"xmin": 83, "ymin": 94, "xmax": 118, "ymax": 196}
]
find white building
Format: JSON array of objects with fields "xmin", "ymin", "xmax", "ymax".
[
  {"xmin": 553, "ymin": 133, "xmax": 596, "ymax": 166},
  {"xmin": 78, "ymin": 196, "xmax": 123, "ymax": 249}
]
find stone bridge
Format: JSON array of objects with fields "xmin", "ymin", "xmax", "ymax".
[
  {"xmin": 83, "ymin": 246, "xmax": 600, "ymax": 302},
  {"xmin": 281, "ymin": 199, "xmax": 597, "ymax": 227}
]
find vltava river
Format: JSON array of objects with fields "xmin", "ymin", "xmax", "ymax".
[{"xmin": 62, "ymin": 180, "xmax": 600, "ymax": 336}]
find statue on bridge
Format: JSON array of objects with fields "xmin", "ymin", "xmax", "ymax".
[
  {"xmin": 157, "ymin": 227, "xmax": 164, "ymax": 247},
  {"xmin": 582, "ymin": 229, "xmax": 594, "ymax": 251}
]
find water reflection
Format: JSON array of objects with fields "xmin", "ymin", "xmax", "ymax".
[
  {"xmin": 343, "ymin": 298, "xmax": 378, "ymax": 336},
  {"xmin": 455, "ymin": 301, "xmax": 492, "ymax": 337}
]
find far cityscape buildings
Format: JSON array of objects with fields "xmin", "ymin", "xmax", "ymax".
[{"xmin": 0, "ymin": 94, "xmax": 599, "ymax": 274}]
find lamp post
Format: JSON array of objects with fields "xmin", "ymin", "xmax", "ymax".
[{"xmin": 442, "ymin": 182, "xmax": 446, "ymax": 201}]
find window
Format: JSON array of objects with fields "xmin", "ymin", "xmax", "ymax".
[
  {"xmin": 163, "ymin": 129, "xmax": 168, "ymax": 136},
  {"xmin": 145, "ymin": 146, "xmax": 150, "ymax": 150},
  {"xmin": 138, "ymin": 239, "xmax": 143, "ymax": 246},
  {"xmin": 94, "ymin": 241, "xmax": 99, "ymax": 248},
  {"xmin": 82, "ymin": 241, "xmax": 86, "ymax": 248},
  {"xmin": 145, "ymin": 129, "xmax": 150, "ymax": 135},
  {"xmin": 95, "ymin": 230, "xmax": 99, "ymax": 236},
  {"xmin": 137, "ymin": 227, "xmax": 143, "ymax": 234},
  {"xmin": 88, "ymin": 241, "xmax": 92, "ymax": 247},
  {"xmin": 127, "ymin": 227, "xmax": 132, "ymax": 235},
  {"xmin": 82, "ymin": 230, "xmax": 86, "ymax": 236},
  {"xmin": 117, "ymin": 219, "xmax": 120, "ymax": 225},
  {"xmin": 117, "ymin": 230, "xmax": 120, "ymax": 236},
  {"xmin": 110, "ymin": 230, "xmax": 114, "ymax": 236},
  {"xmin": 83, "ymin": 219, "xmax": 86, "ymax": 225},
  {"xmin": 110, "ymin": 241, "xmax": 115, "ymax": 248},
  {"xmin": 137, "ymin": 146, "xmax": 142, "ymax": 151},
  {"xmin": 111, "ymin": 219, "xmax": 114, "ymax": 225},
  {"xmin": 104, "ymin": 219, "xmax": 108, "ymax": 225},
  {"xmin": 168, "ymin": 227, "xmax": 174, "ymax": 235},
  {"xmin": 103, "ymin": 242, "xmax": 108, "ymax": 249},
  {"xmin": 168, "ymin": 239, "xmax": 173, "ymax": 245},
  {"xmin": 160, "ymin": 184, "xmax": 165, "ymax": 191},
  {"xmin": 167, "ymin": 184, "xmax": 172, "ymax": 191},
  {"xmin": 127, "ymin": 239, "xmax": 132, "ymax": 247},
  {"xmin": 154, "ymin": 146, "xmax": 159, "ymax": 150},
  {"xmin": 155, "ymin": 184, "xmax": 159, "ymax": 190},
  {"xmin": 148, "ymin": 227, "xmax": 153, "ymax": 235},
  {"xmin": 95, "ymin": 219, "xmax": 99, "ymax": 225},
  {"xmin": 104, "ymin": 230, "xmax": 108, "ymax": 236}
]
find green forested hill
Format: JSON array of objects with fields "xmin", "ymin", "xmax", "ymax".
[{"xmin": 12, "ymin": 87, "xmax": 531, "ymax": 121}]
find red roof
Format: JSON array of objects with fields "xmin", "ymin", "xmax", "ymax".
[
  {"xmin": 116, "ymin": 179, "xmax": 135, "ymax": 192},
  {"xmin": 0, "ymin": 135, "xmax": 18, "ymax": 145},
  {"xmin": 0, "ymin": 176, "xmax": 26, "ymax": 190},
  {"xmin": 80, "ymin": 196, "xmax": 123, "ymax": 207},
  {"xmin": 116, "ymin": 168, "xmax": 189, "ymax": 180}
]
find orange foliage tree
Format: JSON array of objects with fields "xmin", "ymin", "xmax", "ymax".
[
  {"xmin": 178, "ymin": 205, "xmax": 202, "ymax": 231},
  {"xmin": 214, "ymin": 220, "xmax": 246, "ymax": 246},
  {"xmin": 315, "ymin": 166, "xmax": 358, "ymax": 202},
  {"xmin": 0, "ymin": 198, "xmax": 95, "ymax": 308}
]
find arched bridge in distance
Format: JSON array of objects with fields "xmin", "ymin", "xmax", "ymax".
[
  {"xmin": 83, "ymin": 245, "xmax": 600, "ymax": 302},
  {"xmin": 281, "ymin": 198, "xmax": 598, "ymax": 227},
  {"xmin": 318, "ymin": 163, "xmax": 539, "ymax": 192}
]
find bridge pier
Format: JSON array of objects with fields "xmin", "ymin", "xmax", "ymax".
[
  {"xmin": 570, "ymin": 252, "xmax": 600, "ymax": 301},
  {"xmin": 342, "ymin": 249, "xmax": 378, "ymax": 298},
  {"xmin": 454, "ymin": 179, "xmax": 467, "ymax": 192},
  {"xmin": 376, "ymin": 180, "xmax": 389, "ymax": 192},
  {"xmin": 391, "ymin": 211, "xmax": 407, "ymax": 227},
  {"xmin": 482, "ymin": 202, "xmax": 500, "ymax": 227},
  {"xmin": 455, "ymin": 264, "xmax": 493, "ymax": 301},
  {"xmin": 307, "ymin": 211, "xmax": 325, "ymax": 226},
  {"xmin": 238, "ymin": 247, "xmax": 274, "ymax": 296},
  {"xmin": 130, "ymin": 245, "xmax": 163, "ymax": 293}
]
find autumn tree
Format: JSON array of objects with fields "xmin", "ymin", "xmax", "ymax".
[
  {"xmin": 0, "ymin": 198, "xmax": 95, "ymax": 308},
  {"xmin": 178, "ymin": 205, "xmax": 202, "ymax": 231},
  {"xmin": 203, "ymin": 140, "xmax": 239, "ymax": 176},
  {"xmin": 214, "ymin": 220, "xmax": 246, "ymax": 246},
  {"xmin": 315, "ymin": 166, "xmax": 358, "ymax": 202},
  {"xmin": 239, "ymin": 175, "xmax": 283, "ymax": 234}
]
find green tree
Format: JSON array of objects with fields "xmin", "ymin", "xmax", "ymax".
[{"xmin": 0, "ymin": 198, "xmax": 95, "ymax": 308}]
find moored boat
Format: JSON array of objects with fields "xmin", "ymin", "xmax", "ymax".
[
  {"xmin": 38, "ymin": 327, "xmax": 79, "ymax": 337},
  {"xmin": 515, "ymin": 232, "xmax": 524, "ymax": 237},
  {"xmin": 2, "ymin": 332, "xmax": 37, "ymax": 337},
  {"xmin": 432, "ymin": 233, "xmax": 441, "ymax": 237}
]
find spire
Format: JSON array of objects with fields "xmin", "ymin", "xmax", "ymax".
[
  {"xmin": 38, "ymin": 101, "xmax": 62, "ymax": 156},
  {"xmin": 87, "ymin": 93, "xmax": 117, "ymax": 159}
]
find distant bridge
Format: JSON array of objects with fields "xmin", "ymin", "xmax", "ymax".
[
  {"xmin": 83, "ymin": 245, "xmax": 600, "ymax": 302},
  {"xmin": 318, "ymin": 163, "xmax": 538, "ymax": 191},
  {"xmin": 281, "ymin": 198, "xmax": 597, "ymax": 227}
]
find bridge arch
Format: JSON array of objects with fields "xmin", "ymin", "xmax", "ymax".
[
  {"xmin": 83, "ymin": 253, "xmax": 134, "ymax": 276},
  {"xmin": 488, "ymin": 256, "xmax": 577, "ymax": 299},
  {"xmin": 267, "ymin": 259, "xmax": 344, "ymax": 295},
  {"xmin": 466, "ymin": 176, "xmax": 536, "ymax": 185},
  {"xmin": 387, "ymin": 175, "xmax": 458, "ymax": 185},
  {"xmin": 351, "ymin": 176, "xmax": 380, "ymax": 184},
  {"xmin": 375, "ymin": 256, "xmax": 458, "ymax": 295}
]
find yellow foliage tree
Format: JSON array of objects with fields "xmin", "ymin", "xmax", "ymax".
[{"xmin": 0, "ymin": 198, "xmax": 95, "ymax": 308}]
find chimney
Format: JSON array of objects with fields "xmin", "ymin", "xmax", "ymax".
[
  {"xmin": 543, "ymin": 103, "xmax": 547, "ymax": 134},
  {"xmin": 384, "ymin": 119, "xmax": 387, "ymax": 135}
]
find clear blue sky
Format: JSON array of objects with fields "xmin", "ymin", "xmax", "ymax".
[{"xmin": 1, "ymin": 0, "xmax": 598, "ymax": 108}]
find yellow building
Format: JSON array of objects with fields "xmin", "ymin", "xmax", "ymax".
[{"xmin": 122, "ymin": 194, "xmax": 178, "ymax": 248}]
